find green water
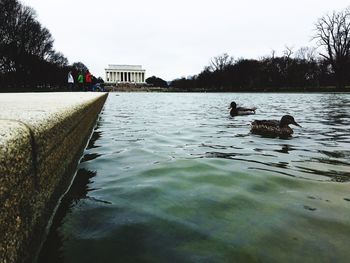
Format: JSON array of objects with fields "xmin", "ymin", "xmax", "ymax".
[{"xmin": 39, "ymin": 93, "xmax": 350, "ymax": 262}]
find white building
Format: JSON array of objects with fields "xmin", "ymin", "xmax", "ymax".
[{"xmin": 105, "ymin": 65, "xmax": 146, "ymax": 84}]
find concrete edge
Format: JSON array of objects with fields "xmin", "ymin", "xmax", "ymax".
[{"xmin": 0, "ymin": 93, "xmax": 108, "ymax": 263}]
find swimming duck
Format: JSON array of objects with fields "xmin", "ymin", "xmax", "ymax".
[
  {"xmin": 251, "ymin": 115, "xmax": 301, "ymax": 138},
  {"xmin": 229, "ymin": 101, "xmax": 257, "ymax": 117}
]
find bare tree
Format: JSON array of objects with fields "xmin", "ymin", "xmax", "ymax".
[
  {"xmin": 209, "ymin": 53, "xmax": 234, "ymax": 72},
  {"xmin": 314, "ymin": 7, "xmax": 350, "ymax": 89},
  {"xmin": 295, "ymin": 46, "xmax": 317, "ymax": 62},
  {"xmin": 270, "ymin": 49, "xmax": 276, "ymax": 59},
  {"xmin": 283, "ymin": 46, "xmax": 294, "ymax": 59},
  {"xmin": 0, "ymin": 0, "xmax": 71, "ymax": 90}
]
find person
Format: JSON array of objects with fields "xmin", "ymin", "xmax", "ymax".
[
  {"xmin": 93, "ymin": 83, "xmax": 105, "ymax": 92},
  {"xmin": 67, "ymin": 71, "xmax": 74, "ymax": 91},
  {"xmin": 85, "ymin": 70, "xmax": 92, "ymax": 91},
  {"xmin": 77, "ymin": 72, "xmax": 84, "ymax": 91}
]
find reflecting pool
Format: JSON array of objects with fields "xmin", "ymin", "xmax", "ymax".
[{"xmin": 39, "ymin": 93, "xmax": 350, "ymax": 263}]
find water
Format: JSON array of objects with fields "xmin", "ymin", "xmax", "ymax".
[{"xmin": 39, "ymin": 93, "xmax": 350, "ymax": 263}]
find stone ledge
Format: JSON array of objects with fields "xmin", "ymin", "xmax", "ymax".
[{"xmin": 0, "ymin": 92, "xmax": 108, "ymax": 263}]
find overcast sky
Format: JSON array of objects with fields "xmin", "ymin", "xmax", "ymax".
[{"xmin": 21, "ymin": 0, "xmax": 349, "ymax": 81}]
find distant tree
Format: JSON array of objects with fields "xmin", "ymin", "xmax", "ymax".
[
  {"xmin": 209, "ymin": 53, "xmax": 234, "ymax": 72},
  {"xmin": 48, "ymin": 51, "xmax": 68, "ymax": 67},
  {"xmin": 294, "ymin": 47, "xmax": 320, "ymax": 87},
  {"xmin": 233, "ymin": 59, "xmax": 262, "ymax": 90},
  {"xmin": 314, "ymin": 7, "xmax": 350, "ymax": 89},
  {"xmin": 295, "ymin": 46, "xmax": 317, "ymax": 62},
  {"xmin": 0, "ymin": 0, "xmax": 69, "ymax": 91},
  {"xmin": 146, "ymin": 76, "xmax": 168, "ymax": 87},
  {"xmin": 72, "ymin": 62, "xmax": 89, "ymax": 73},
  {"xmin": 170, "ymin": 77, "xmax": 194, "ymax": 91},
  {"xmin": 96, "ymin": 77, "xmax": 104, "ymax": 83},
  {"xmin": 270, "ymin": 49, "xmax": 276, "ymax": 59},
  {"xmin": 283, "ymin": 46, "xmax": 294, "ymax": 59}
]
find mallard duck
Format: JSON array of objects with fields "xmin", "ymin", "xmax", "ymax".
[
  {"xmin": 229, "ymin": 101, "xmax": 257, "ymax": 117},
  {"xmin": 251, "ymin": 115, "xmax": 301, "ymax": 138}
]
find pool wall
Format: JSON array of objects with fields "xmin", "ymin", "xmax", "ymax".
[{"xmin": 0, "ymin": 93, "xmax": 108, "ymax": 263}]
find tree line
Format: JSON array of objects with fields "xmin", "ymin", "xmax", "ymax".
[
  {"xmin": 170, "ymin": 7, "xmax": 350, "ymax": 92},
  {"xmin": 1, "ymin": 1, "xmax": 349, "ymax": 92},
  {"xmin": 0, "ymin": 0, "xmax": 93, "ymax": 92}
]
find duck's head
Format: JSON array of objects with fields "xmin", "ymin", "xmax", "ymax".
[
  {"xmin": 280, "ymin": 115, "xmax": 301, "ymax": 128},
  {"xmin": 229, "ymin": 101, "xmax": 237, "ymax": 109}
]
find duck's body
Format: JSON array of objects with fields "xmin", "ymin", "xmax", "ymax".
[
  {"xmin": 251, "ymin": 115, "xmax": 301, "ymax": 138},
  {"xmin": 229, "ymin": 102, "xmax": 257, "ymax": 117}
]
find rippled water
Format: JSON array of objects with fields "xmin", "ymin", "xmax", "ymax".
[{"xmin": 39, "ymin": 93, "xmax": 350, "ymax": 263}]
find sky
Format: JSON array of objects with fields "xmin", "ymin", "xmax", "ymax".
[{"xmin": 21, "ymin": 0, "xmax": 350, "ymax": 81}]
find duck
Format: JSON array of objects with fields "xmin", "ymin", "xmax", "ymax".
[
  {"xmin": 251, "ymin": 115, "xmax": 301, "ymax": 138},
  {"xmin": 229, "ymin": 101, "xmax": 257, "ymax": 117}
]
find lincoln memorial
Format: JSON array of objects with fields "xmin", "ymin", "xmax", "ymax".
[{"xmin": 105, "ymin": 65, "xmax": 146, "ymax": 84}]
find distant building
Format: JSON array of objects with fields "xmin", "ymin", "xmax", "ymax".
[{"xmin": 105, "ymin": 65, "xmax": 146, "ymax": 84}]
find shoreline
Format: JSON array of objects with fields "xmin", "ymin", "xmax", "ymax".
[{"xmin": 104, "ymin": 85, "xmax": 350, "ymax": 93}]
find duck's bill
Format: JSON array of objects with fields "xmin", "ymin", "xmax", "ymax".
[{"xmin": 293, "ymin": 121, "xmax": 302, "ymax": 127}]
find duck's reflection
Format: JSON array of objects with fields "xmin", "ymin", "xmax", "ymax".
[{"xmin": 275, "ymin": 145, "xmax": 293, "ymax": 154}]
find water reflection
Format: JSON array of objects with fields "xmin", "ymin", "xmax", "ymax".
[
  {"xmin": 39, "ymin": 93, "xmax": 350, "ymax": 262},
  {"xmin": 199, "ymin": 148, "xmax": 350, "ymax": 182},
  {"xmin": 86, "ymin": 131, "xmax": 102, "ymax": 149},
  {"xmin": 38, "ymin": 127, "xmax": 109, "ymax": 263},
  {"xmin": 318, "ymin": 95, "xmax": 350, "ymax": 128},
  {"xmin": 294, "ymin": 165, "xmax": 350, "ymax": 182},
  {"xmin": 81, "ymin": 153, "xmax": 101, "ymax": 162},
  {"xmin": 319, "ymin": 150, "xmax": 350, "ymax": 159},
  {"xmin": 274, "ymin": 144, "xmax": 294, "ymax": 154},
  {"xmin": 38, "ymin": 168, "xmax": 98, "ymax": 263}
]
